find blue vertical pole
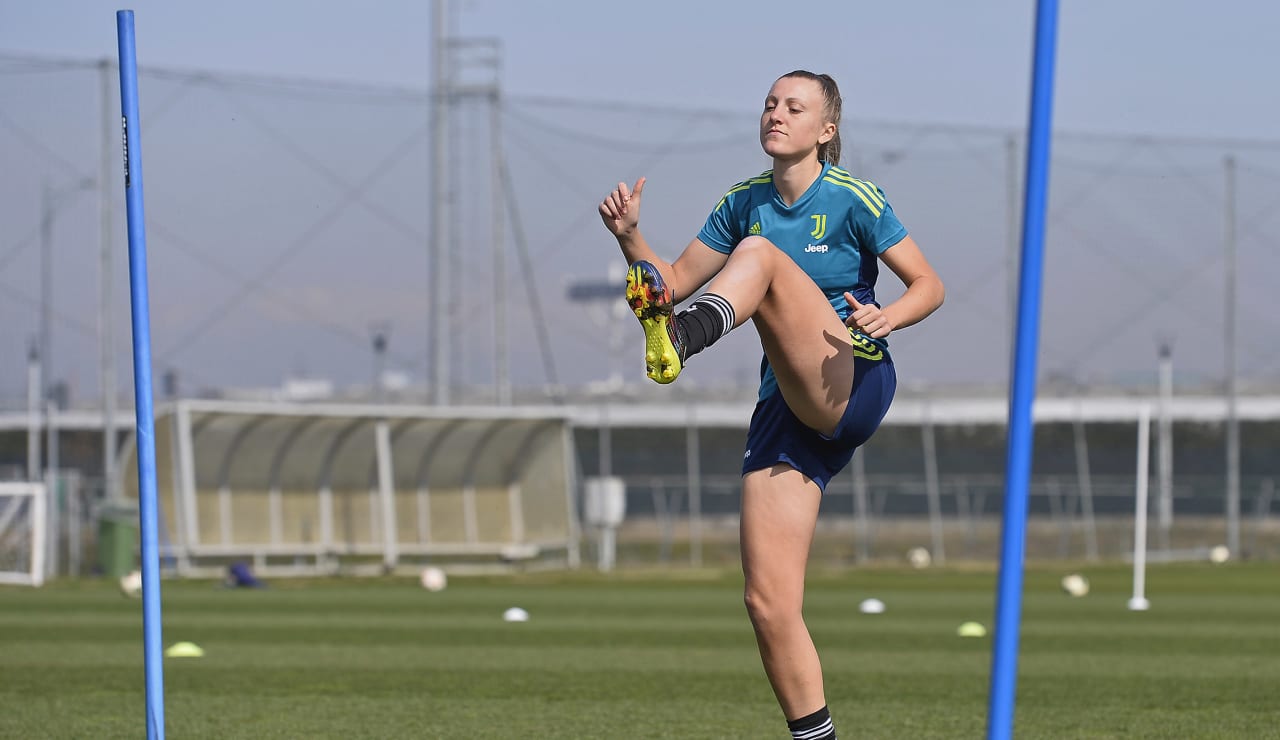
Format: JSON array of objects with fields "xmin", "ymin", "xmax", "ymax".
[
  {"xmin": 988, "ymin": 1, "xmax": 1059, "ymax": 739},
  {"xmin": 116, "ymin": 10, "xmax": 165, "ymax": 740}
]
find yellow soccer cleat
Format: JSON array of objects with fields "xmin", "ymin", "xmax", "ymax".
[{"xmin": 625, "ymin": 260, "xmax": 687, "ymax": 384}]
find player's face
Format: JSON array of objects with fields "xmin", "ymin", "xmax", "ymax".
[{"xmin": 759, "ymin": 77, "xmax": 834, "ymax": 163}]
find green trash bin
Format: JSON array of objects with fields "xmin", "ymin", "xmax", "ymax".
[{"xmin": 98, "ymin": 501, "xmax": 139, "ymax": 579}]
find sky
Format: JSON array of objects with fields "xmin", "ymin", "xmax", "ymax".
[
  {"xmin": 4, "ymin": 0, "xmax": 1278, "ymax": 141},
  {"xmin": 1, "ymin": 0, "xmax": 1279, "ymax": 404}
]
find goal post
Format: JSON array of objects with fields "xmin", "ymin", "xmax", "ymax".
[{"xmin": 0, "ymin": 482, "xmax": 47, "ymax": 587}]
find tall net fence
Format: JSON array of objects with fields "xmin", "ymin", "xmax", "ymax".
[
  {"xmin": 2, "ymin": 54, "xmax": 1279, "ymax": 406},
  {"xmin": 573, "ymin": 415, "xmax": 1280, "ymax": 568},
  {"xmin": 3, "ymin": 55, "xmax": 1279, "ymax": 572}
]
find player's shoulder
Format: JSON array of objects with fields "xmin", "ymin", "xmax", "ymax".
[
  {"xmin": 713, "ymin": 169, "xmax": 773, "ymax": 211},
  {"xmin": 821, "ymin": 165, "xmax": 889, "ymax": 217}
]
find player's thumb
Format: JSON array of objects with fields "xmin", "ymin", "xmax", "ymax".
[
  {"xmin": 844, "ymin": 291, "xmax": 863, "ymax": 310},
  {"xmin": 632, "ymin": 176, "xmax": 646, "ymax": 200}
]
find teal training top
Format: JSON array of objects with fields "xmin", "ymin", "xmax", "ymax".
[{"xmin": 696, "ymin": 161, "xmax": 908, "ymax": 400}]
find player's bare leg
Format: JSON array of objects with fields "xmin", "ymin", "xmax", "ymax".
[{"xmin": 741, "ymin": 465, "xmax": 827, "ymax": 720}]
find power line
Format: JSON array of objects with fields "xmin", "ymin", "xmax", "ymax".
[
  {"xmin": 0, "ymin": 279, "xmax": 97, "ymax": 337},
  {"xmin": 0, "ymin": 225, "xmax": 42, "ymax": 274},
  {"xmin": 500, "ymin": 156, "xmax": 560, "ymax": 394},
  {"xmin": 0, "ymin": 52, "xmax": 98, "ymax": 73},
  {"xmin": 213, "ymin": 80, "xmax": 430, "ymax": 246},
  {"xmin": 503, "ymin": 105, "xmax": 745, "ymax": 154},
  {"xmin": 0, "ymin": 109, "xmax": 84, "ymax": 175},
  {"xmin": 0, "ymin": 51, "xmax": 428, "ymax": 103},
  {"xmin": 8, "ymin": 48, "xmax": 1280, "ymax": 151},
  {"xmin": 144, "ymin": 219, "xmax": 425, "ymax": 372},
  {"xmin": 154, "ymin": 119, "xmax": 430, "ymax": 362}
]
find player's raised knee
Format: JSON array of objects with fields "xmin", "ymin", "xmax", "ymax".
[{"xmin": 735, "ymin": 235, "xmax": 781, "ymax": 255}]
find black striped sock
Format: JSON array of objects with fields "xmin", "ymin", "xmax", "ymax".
[
  {"xmin": 787, "ymin": 705, "xmax": 836, "ymax": 740},
  {"xmin": 675, "ymin": 293, "xmax": 736, "ymax": 358}
]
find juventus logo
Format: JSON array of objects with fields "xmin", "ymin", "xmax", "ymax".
[{"xmin": 810, "ymin": 214, "xmax": 827, "ymax": 240}]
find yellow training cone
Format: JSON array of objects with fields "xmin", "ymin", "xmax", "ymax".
[
  {"xmin": 956, "ymin": 621, "xmax": 987, "ymax": 638},
  {"xmin": 165, "ymin": 641, "xmax": 205, "ymax": 658}
]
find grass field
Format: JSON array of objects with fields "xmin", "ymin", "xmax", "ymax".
[{"xmin": 3, "ymin": 563, "xmax": 1279, "ymax": 739}]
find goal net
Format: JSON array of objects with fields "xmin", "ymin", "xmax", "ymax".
[{"xmin": 0, "ymin": 482, "xmax": 46, "ymax": 586}]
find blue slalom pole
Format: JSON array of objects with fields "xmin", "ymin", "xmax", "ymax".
[
  {"xmin": 116, "ymin": 10, "xmax": 165, "ymax": 740},
  {"xmin": 988, "ymin": 1, "xmax": 1059, "ymax": 738}
]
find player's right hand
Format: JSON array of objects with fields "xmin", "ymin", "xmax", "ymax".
[{"xmin": 599, "ymin": 177, "xmax": 646, "ymax": 238}]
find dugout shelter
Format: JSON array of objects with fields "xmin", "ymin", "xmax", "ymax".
[{"xmin": 117, "ymin": 400, "xmax": 579, "ymax": 576}]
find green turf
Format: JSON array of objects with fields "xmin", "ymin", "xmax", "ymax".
[{"xmin": 3, "ymin": 563, "xmax": 1279, "ymax": 738}]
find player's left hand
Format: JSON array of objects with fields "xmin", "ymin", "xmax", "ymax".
[{"xmin": 844, "ymin": 292, "xmax": 893, "ymax": 339}]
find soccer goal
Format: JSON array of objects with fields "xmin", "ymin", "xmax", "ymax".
[{"xmin": 0, "ymin": 482, "xmax": 47, "ymax": 587}]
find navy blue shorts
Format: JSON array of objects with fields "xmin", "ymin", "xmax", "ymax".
[{"xmin": 742, "ymin": 353, "xmax": 896, "ymax": 492}]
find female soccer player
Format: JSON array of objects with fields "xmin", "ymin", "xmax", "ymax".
[{"xmin": 599, "ymin": 70, "xmax": 944, "ymax": 740}]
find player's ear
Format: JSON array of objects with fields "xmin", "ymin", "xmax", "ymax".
[{"xmin": 818, "ymin": 121, "xmax": 836, "ymax": 145}]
